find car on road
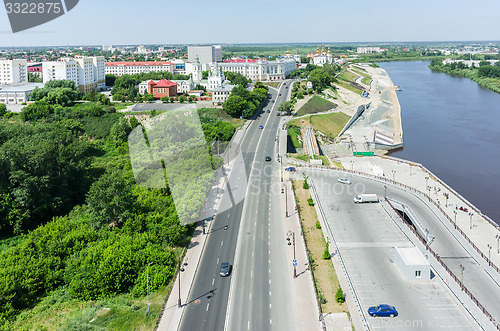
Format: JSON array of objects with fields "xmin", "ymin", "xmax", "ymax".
[
  {"xmin": 267, "ymin": 109, "xmax": 270, "ymax": 113},
  {"xmin": 279, "ymin": 93, "xmax": 281, "ymax": 96},
  {"xmin": 337, "ymin": 178, "xmax": 351, "ymax": 185},
  {"xmin": 285, "ymin": 167, "xmax": 296, "ymax": 172},
  {"xmin": 220, "ymin": 262, "xmax": 230, "ymax": 277},
  {"xmin": 276, "ymin": 112, "xmax": 280, "ymax": 116},
  {"xmin": 265, "ymin": 156, "xmax": 271, "ymax": 162},
  {"xmin": 258, "ymin": 125, "xmax": 263, "ymax": 129},
  {"xmin": 368, "ymin": 304, "xmax": 398, "ymax": 317}
]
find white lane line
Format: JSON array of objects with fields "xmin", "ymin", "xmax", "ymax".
[
  {"xmin": 248, "ymin": 321, "xmax": 250, "ymax": 330},
  {"xmin": 221, "ymin": 241, "xmax": 224, "ymax": 246},
  {"xmin": 252, "ymin": 251, "xmax": 254, "ymax": 258},
  {"xmin": 206, "ymin": 303, "xmax": 210, "ymax": 311},
  {"xmin": 269, "ymin": 303, "xmax": 272, "ymax": 309},
  {"xmin": 269, "ymin": 279, "xmax": 271, "ymax": 285},
  {"xmin": 269, "ymin": 290, "xmax": 271, "ymax": 296},
  {"xmin": 212, "ymin": 278, "xmax": 215, "ymax": 286},
  {"xmin": 217, "ymin": 258, "xmax": 219, "ymax": 264},
  {"xmin": 227, "ymin": 214, "xmax": 230, "ymax": 218},
  {"xmin": 249, "ymin": 292, "xmax": 252, "ymax": 300},
  {"xmin": 251, "ymin": 270, "xmax": 253, "ymax": 278},
  {"xmin": 270, "ymin": 319, "xmax": 272, "ymax": 325}
]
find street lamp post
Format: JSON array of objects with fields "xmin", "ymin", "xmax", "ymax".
[
  {"xmin": 286, "ymin": 232, "xmax": 296, "ymax": 278},
  {"xmin": 392, "ymin": 170, "xmax": 395, "ymax": 182},
  {"xmin": 147, "ymin": 262, "xmax": 155, "ymax": 314},
  {"xmin": 280, "ymin": 155, "xmax": 283, "ymax": 183},
  {"xmin": 496, "ymin": 234, "xmax": 500, "ymax": 254},
  {"xmin": 459, "ymin": 264, "xmax": 464, "ymax": 289},
  {"xmin": 178, "ymin": 260, "xmax": 182, "ymax": 308},
  {"xmin": 350, "ymin": 160, "xmax": 353, "ymax": 171},
  {"xmin": 487, "ymin": 244, "xmax": 492, "ymax": 266},
  {"xmin": 453, "ymin": 210, "xmax": 457, "ymax": 229},
  {"xmin": 469, "ymin": 213, "xmax": 473, "ymax": 230},
  {"xmin": 425, "ymin": 176, "xmax": 429, "ymax": 194},
  {"xmin": 384, "ymin": 185, "xmax": 387, "ymax": 199}
]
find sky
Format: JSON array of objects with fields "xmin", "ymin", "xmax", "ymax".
[{"xmin": 0, "ymin": 0, "xmax": 499, "ymax": 47}]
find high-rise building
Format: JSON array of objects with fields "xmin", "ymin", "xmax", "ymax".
[
  {"xmin": 0, "ymin": 59, "xmax": 28, "ymax": 85},
  {"xmin": 188, "ymin": 45, "xmax": 222, "ymax": 63}
]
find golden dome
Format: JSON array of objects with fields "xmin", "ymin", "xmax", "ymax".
[
  {"xmin": 327, "ymin": 47, "xmax": 332, "ymax": 54},
  {"xmin": 316, "ymin": 47, "xmax": 320, "ymax": 54},
  {"xmin": 286, "ymin": 49, "xmax": 291, "ymax": 55}
]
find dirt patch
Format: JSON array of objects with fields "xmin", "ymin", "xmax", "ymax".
[{"xmin": 293, "ymin": 180, "xmax": 347, "ymax": 314}]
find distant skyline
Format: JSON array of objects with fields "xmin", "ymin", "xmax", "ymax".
[{"xmin": 1, "ymin": 0, "xmax": 499, "ymax": 47}]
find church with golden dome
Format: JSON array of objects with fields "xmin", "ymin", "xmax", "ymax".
[{"xmin": 310, "ymin": 44, "xmax": 333, "ymax": 66}]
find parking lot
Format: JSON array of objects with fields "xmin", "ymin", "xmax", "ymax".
[{"xmin": 305, "ymin": 169, "xmax": 477, "ymax": 330}]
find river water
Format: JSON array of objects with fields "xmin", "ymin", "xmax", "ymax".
[{"xmin": 378, "ymin": 61, "xmax": 500, "ymax": 224}]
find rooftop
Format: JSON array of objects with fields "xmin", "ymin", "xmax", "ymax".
[
  {"xmin": 0, "ymin": 83, "xmax": 44, "ymax": 92},
  {"xmin": 395, "ymin": 247, "xmax": 429, "ymax": 266},
  {"xmin": 105, "ymin": 61, "xmax": 173, "ymax": 67}
]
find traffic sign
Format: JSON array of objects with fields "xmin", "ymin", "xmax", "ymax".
[{"xmin": 292, "ymin": 259, "xmax": 297, "ymax": 266}]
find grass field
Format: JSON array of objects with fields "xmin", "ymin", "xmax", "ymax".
[
  {"xmin": 262, "ymin": 81, "xmax": 281, "ymax": 88},
  {"xmin": 298, "ymin": 112, "xmax": 350, "ymax": 139},
  {"xmin": 334, "ymin": 80, "xmax": 363, "ymax": 95},
  {"xmin": 338, "ymin": 70, "xmax": 358, "ymax": 83},
  {"xmin": 287, "ymin": 125, "xmax": 302, "ymax": 149},
  {"xmin": 289, "ymin": 153, "xmax": 310, "ymax": 163},
  {"xmin": 351, "ymin": 68, "xmax": 371, "ymax": 79},
  {"xmin": 293, "ymin": 180, "xmax": 347, "ymax": 315},
  {"xmin": 113, "ymin": 102, "xmax": 135, "ymax": 111},
  {"xmin": 361, "ymin": 77, "xmax": 371, "ymax": 85},
  {"xmin": 296, "ymin": 95, "xmax": 337, "ymax": 117}
]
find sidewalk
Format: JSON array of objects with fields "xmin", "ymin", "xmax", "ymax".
[{"xmin": 281, "ymin": 176, "xmax": 323, "ymax": 331}]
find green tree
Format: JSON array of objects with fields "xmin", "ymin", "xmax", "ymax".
[
  {"xmin": 20, "ymin": 100, "xmax": 53, "ymax": 121},
  {"xmin": 86, "ymin": 171, "xmax": 133, "ymax": 229},
  {"xmin": 278, "ymin": 101, "xmax": 293, "ymax": 115},
  {"xmin": 223, "ymin": 95, "xmax": 247, "ymax": 117},
  {"xmin": 0, "ymin": 103, "xmax": 6, "ymax": 116}
]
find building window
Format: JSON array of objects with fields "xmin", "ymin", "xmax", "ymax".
[{"xmin": 415, "ymin": 270, "xmax": 421, "ymax": 278}]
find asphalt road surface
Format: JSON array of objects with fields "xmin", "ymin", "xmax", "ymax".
[{"xmin": 179, "ymin": 82, "xmax": 295, "ymax": 331}]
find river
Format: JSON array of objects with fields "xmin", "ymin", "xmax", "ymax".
[{"xmin": 378, "ymin": 61, "xmax": 500, "ymax": 224}]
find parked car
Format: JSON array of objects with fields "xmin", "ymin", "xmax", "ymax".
[
  {"xmin": 219, "ymin": 262, "xmax": 230, "ymax": 277},
  {"xmin": 265, "ymin": 156, "xmax": 271, "ymax": 162},
  {"xmin": 267, "ymin": 109, "xmax": 270, "ymax": 113},
  {"xmin": 285, "ymin": 167, "xmax": 296, "ymax": 172},
  {"xmin": 368, "ymin": 304, "xmax": 398, "ymax": 317},
  {"xmin": 337, "ymin": 178, "xmax": 351, "ymax": 185},
  {"xmin": 258, "ymin": 125, "xmax": 263, "ymax": 129},
  {"xmin": 276, "ymin": 112, "xmax": 280, "ymax": 116}
]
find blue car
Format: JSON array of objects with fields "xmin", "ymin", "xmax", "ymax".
[
  {"xmin": 285, "ymin": 167, "xmax": 296, "ymax": 172},
  {"xmin": 258, "ymin": 125, "xmax": 263, "ymax": 129},
  {"xmin": 368, "ymin": 304, "xmax": 398, "ymax": 317}
]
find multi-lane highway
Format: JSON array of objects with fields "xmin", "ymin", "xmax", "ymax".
[{"xmin": 178, "ymin": 81, "xmax": 295, "ymax": 331}]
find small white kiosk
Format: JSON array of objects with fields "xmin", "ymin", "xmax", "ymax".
[{"xmin": 395, "ymin": 247, "xmax": 430, "ymax": 280}]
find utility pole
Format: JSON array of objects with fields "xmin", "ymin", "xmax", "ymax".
[
  {"xmin": 293, "ymin": 232, "xmax": 296, "ymax": 278},
  {"xmin": 178, "ymin": 260, "xmax": 182, "ymax": 308},
  {"xmin": 147, "ymin": 262, "xmax": 155, "ymax": 314}
]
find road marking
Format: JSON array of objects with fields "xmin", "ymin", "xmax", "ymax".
[
  {"xmin": 269, "ymin": 279, "xmax": 271, "ymax": 285},
  {"xmin": 206, "ymin": 303, "xmax": 210, "ymax": 311},
  {"xmin": 252, "ymin": 251, "xmax": 254, "ymax": 258},
  {"xmin": 217, "ymin": 258, "xmax": 219, "ymax": 264},
  {"xmin": 249, "ymin": 292, "xmax": 252, "ymax": 300},
  {"xmin": 248, "ymin": 321, "xmax": 250, "ymax": 330},
  {"xmin": 269, "ymin": 259, "xmax": 271, "ymax": 264},
  {"xmin": 212, "ymin": 278, "xmax": 215, "ymax": 286},
  {"xmin": 251, "ymin": 270, "xmax": 253, "ymax": 278},
  {"xmin": 221, "ymin": 241, "xmax": 224, "ymax": 246},
  {"xmin": 270, "ymin": 304, "xmax": 272, "ymax": 309},
  {"xmin": 269, "ymin": 290, "xmax": 271, "ymax": 296},
  {"xmin": 270, "ymin": 319, "xmax": 272, "ymax": 325},
  {"xmin": 227, "ymin": 214, "xmax": 230, "ymax": 218}
]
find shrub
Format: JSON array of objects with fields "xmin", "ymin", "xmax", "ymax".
[
  {"xmin": 303, "ymin": 180, "xmax": 309, "ymax": 190},
  {"xmin": 319, "ymin": 292, "xmax": 327, "ymax": 304},
  {"xmin": 335, "ymin": 288, "xmax": 345, "ymax": 303},
  {"xmin": 315, "ymin": 220, "xmax": 321, "ymax": 229},
  {"xmin": 323, "ymin": 247, "xmax": 331, "ymax": 260},
  {"xmin": 307, "ymin": 197, "xmax": 314, "ymax": 206}
]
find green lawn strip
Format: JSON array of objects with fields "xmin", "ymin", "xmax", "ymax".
[
  {"xmin": 297, "ymin": 95, "xmax": 337, "ymax": 116},
  {"xmin": 287, "ymin": 125, "xmax": 302, "ymax": 149},
  {"xmin": 361, "ymin": 77, "xmax": 371, "ymax": 85},
  {"xmin": 334, "ymin": 80, "xmax": 363, "ymax": 95},
  {"xmin": 309, "ymin": 112, "xmax": 351, "ymax": 138}
]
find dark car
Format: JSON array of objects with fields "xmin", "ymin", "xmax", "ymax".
[
  {"xmin": 220, "ymin": 262, "xmax": 230, "ymax": 277},
  {"xmin": 267, "ymin": 109, "xmax": 270, "ymax": 113},
  {"xmin": 265, "ymin": 156, "xmax": 271, "ymax": 162},
  {"xmin": 368, "ymin": 304, "xmax": 398, "ymax": 317},
  {"xmin": 285, "ymin": 167, "xmax": 296, "ymax": 172},
  {"xmin": 258, "ymin": 125, "xmax": 263, "ymax": 129}
]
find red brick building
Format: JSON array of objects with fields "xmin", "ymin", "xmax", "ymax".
[{"xmin": 148, "ymin": 79, "xmax": 177, "ymax": 99}]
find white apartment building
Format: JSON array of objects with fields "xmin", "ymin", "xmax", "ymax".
[
  {"xmin": 105, "ymin": 61, "xmax": 174, "ymax": 76},
  {"xmin": 219, "ymin": 59, "xmax": 296, "ymax": 81},
  {"xmin": 357, "ymin": 47, "xmax": 383, "ymax": 54},
  {"xmin": 42, "ymin": 56, "xmax": 105, "ymax": 92},
  {"xmin": 212, "ymin": 84, "xmax": 236, "ymax": 105},
  {"xmin": 0, "ymin": 59, "xmax": 28, "ymax": 85}
]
